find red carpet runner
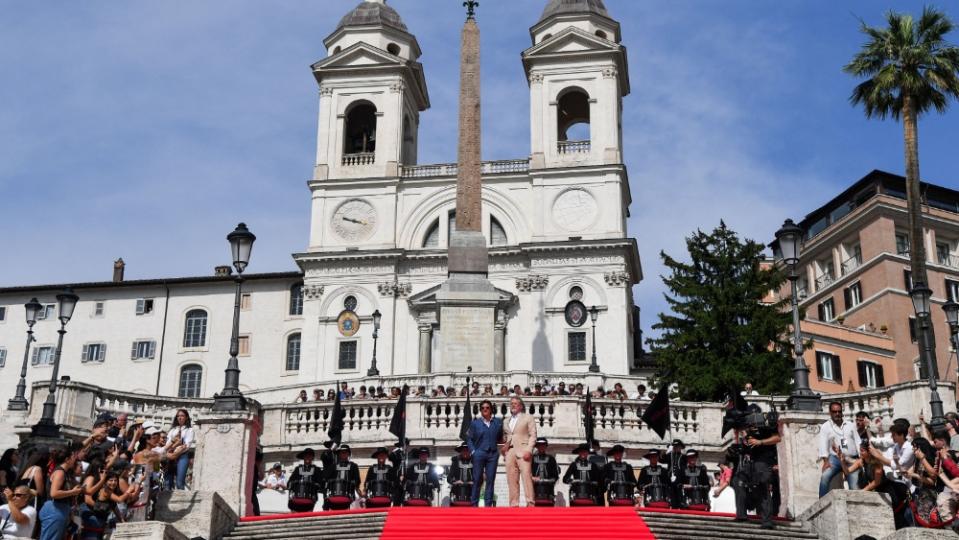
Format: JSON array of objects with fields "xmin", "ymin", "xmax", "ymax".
[{"xmin": 379, "ymin": 506, "xmax": 655, "ymax": 540}]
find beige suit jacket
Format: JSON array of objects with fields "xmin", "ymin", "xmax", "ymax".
[{"xmin": 503, "ymin": 412, "xmax": 537, "ymax": 453}]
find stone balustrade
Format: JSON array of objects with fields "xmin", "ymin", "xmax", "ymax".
[
  {"xmin": 341, "ymin": 152, "xmax": 375, "ymax": 166},
  {"xmin": 399, "ymin": 159, "xmax": 530, "ymax": 179},
  {"xmin": 557, "ymin": 140, "xmax": 590, "ymax": 154}
]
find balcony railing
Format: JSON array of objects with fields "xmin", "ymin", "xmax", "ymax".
[
  {"xmin": 939, "ymin": 254, "xmax": 959, "ymax": 269},
  {"xmin": 557, "ymin": 140, "xmax": 590, "ymax": 154},
  {"xmin": 399, "ymin": 159, "xmax": 530, "ymax": 179},
  {"xmin": 815, "ymin": 273, "xmax": 836, "ymax": 290},
  {"xmin": 841, "ymin": 254, "xmax": 862, "ymax": 275},
  {"xmin": 342, "ymin": 152, "xmax": 375, "ymax": 166}
]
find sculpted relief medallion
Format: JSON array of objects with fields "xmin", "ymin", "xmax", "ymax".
[
  {"xmin": 552, "ymin": 188, "xmax": 597, "ymax": 232},
  {"xmin": 331, "ymin": 199, "xmax": 378, "ymax": 241}
]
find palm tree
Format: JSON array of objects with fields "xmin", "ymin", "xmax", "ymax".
[{"xmin": 844, "ymin": 7, "xmax": 959, "ymax": 289}]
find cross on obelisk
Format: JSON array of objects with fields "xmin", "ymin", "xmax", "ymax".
[{"xmin": 435, "ymin": 0, "xmax": 501, "ymax": 373}]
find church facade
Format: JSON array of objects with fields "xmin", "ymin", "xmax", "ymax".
[{"xmin": 0, "ymin": 0, "xmax": 642, "ymax": 403}]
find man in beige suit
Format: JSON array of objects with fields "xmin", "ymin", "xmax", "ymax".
[{"xmin": 501, "ymin": 396, "xmax": 537, "ymax": 506}]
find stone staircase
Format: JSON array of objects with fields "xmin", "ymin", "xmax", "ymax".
[
  {"xmin": 225, "ymin": 512, "xmax": 388, "ymax": 540},
  {"xmin": 638, "ymin": 510, "xmax": 821, "ymax": 540}
]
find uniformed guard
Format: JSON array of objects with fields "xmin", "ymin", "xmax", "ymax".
[
  {"xmin": 324, "ymin": 444, "xmax": 361, "ymax": 510},
  {"xmin": 603, "ymin": 444, "xmax": 637, "ymax": 506},
  {"xmin": 637, "ymin": 449, "xmax": 669, "ymax": 508},
  {"xmin": 288, "ymin": 448, "xmax": 323, "ymax": 513},
  {"xmin": 733, "ymin": 405, "xmax": 780, "ymax": 530},
  {"xmin": 448, "ymin": 442, "xmax": 474, "ymax": 506},
  {"xmin": 531, "ymin": 437, "xmax": 560, "ymax": 507},
  {"xmin": 563, "ymin": 443, "xmax": 604, "ymax": 506},
  {"xmin": 388, "ymin": 439, "xmax": 409, "ymax": 506},
  {"xmin": 364, "ymin": 447, "xmax": 398, "ymax": 508},
  {"xmin": 318, "ymin": 440, "xmax": 338, "ymax": 510},
  {"xmin": 680, "ymin": 449, "xmax": 710, "ymax": 510},
  {"xmin": 404, "ymin": 447, "xmax": 439, "ymax": 506},
  {"xmin": 666, "ymin": 439, "xmax": 688, "ymax": 508}
]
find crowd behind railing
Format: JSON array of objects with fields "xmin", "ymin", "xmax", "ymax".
[
  {"xmin": 292, "ymin": 381, "xmax": 654, "ymax": 403},
  {"xmin": 0, "ymin": 409, "xmax": 198, "ymax": 539}
]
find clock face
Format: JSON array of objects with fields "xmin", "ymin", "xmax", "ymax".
[
  {"xmin": 332, "ymin": 199, "xmax": 378, "ymax": 241},
  {"xmin": 552, "ymin": 189, "xmax": 598, "ymax": 232}
]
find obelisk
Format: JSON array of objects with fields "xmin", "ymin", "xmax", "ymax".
[{"xmin": 436, "ymin": 0, "xmax": 500, "ymax": 373}]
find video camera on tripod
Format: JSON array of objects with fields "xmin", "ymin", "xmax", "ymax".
[{"xmin": 725, "ymin": 404, "xmax": 778, "ymax": 432}]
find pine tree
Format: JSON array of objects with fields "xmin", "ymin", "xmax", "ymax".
[{"xmin": 648, "ymin": 222, "xmax": 792, "ymax": 401}]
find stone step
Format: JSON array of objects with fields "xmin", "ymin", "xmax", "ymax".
[
  {"xmin": 640, "ymin": 515, "xmax": 811, "ymax": 532},
  {"xmin": 643, "ymin": 522, "xmax": 818, "ymax": 540},
  {"xmin": 638, "ymin": 511, "xmax": 809, "ymax": 529}
]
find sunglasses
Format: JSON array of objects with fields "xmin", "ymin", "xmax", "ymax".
[
  {"xmin": 481, "ymin": 406, "xmax": 492, "ymax": 410},
  {"xmin": 11, "ymin": 493, "xmax": 29, "ymax": 499}
]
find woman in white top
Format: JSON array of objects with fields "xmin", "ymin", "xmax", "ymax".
[
  {"xmin": 166, "ymin": 410, "xmax": 195, "ymax": 490},
  {"xmin": 1, "ymin": 483, "xmax": 37, "ymax": 539}
]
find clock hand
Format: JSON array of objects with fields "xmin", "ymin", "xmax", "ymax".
[{"xmin": 342, "ymin": 217, "xmax": 362, "ymax": 224}]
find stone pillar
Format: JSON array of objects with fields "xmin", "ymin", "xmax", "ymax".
[
  {"xmin": 799, "ymin": 490, "xmax": 896, "ymax": 540},
  {"xmin": 192, "ymin": 407, "xmax": 261, "ymax": 517},
  {"xmin": 777, "ymin": 410, "xmax": 828, "ymax": 518},
  {"xmin": 493, "ymin": 309, "xmax": 506, "ymax": 372},
  {"xmin": 418, "ymin": 323, "xmax": 432, "ymax": 374}
]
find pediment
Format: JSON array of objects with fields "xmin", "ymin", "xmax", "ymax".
[
  {"xmin": 524, "ymin": 27, "xmax": 620, "ymax": 58},
  {"xmin": 408, "ymin": 283, "xmax": 516, "ymax": 310},
  {"xmin": 312, "ymin": 42, "xmax": 402, "ymax": 71}
]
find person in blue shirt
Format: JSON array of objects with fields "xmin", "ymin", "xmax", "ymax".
[{"xmin": 466, "ymin": 399, "xmax": 503, "ymax": 506}]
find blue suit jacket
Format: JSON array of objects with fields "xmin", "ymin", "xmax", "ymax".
[{"xmin": 467, "ymin": 417, "xmax": 502, "ymax": 455}]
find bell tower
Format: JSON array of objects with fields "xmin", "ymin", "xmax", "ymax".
[
  {"xmin": 312, "ymin": 0, "xmax": 430, "ymax": 181},
  {"xmin": 523, "ymin": 0, "xmax": 629, "ymax": 169}
]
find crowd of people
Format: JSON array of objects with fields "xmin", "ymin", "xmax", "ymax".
[
  {"xmin": 293, "ymin": 381, "xmax": 655, "ymax": 402},
  {"xmin": 818, "ymin": 402, "xmax": 959, "ymax": 532},
  {"xmin": 0, "ymin": 409, "xmax": 197, "ymax": 540}
]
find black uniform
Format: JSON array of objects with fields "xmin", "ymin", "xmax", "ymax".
[
  {"xmin": 404, "ymin": 462, "xmax": 440, "ymax": 504},
  {"xmin": 680, "ymin": 463, "xmax": 710, "ymax": 509},
  {"xmin": 563, "ymin": 457, "xmax": 604, "ymax": 505},
  {"xmin": 448, "ymin": 455, "xmax": 474, "ymax": 504},
  {"xmin": 287, "ymin": 464, "xmax": 323, "ymax": 512},
  {"xmin": 667, "ymin": 450, "xmax": 688, "ymax": 508},
  {"xmin": 388, "ymin": 447, "xmax": 406, "ymax": 505},
  {"xmin": 318, "ymin": 448, "xmax": 337, "ymax": 510},
  {"xmin": 733, "ymin": 426, "xmax": 777, "ymax": 528},
  {"xmin": 325, "ymin": 459, "xmax": 361, "ymax": 510},
  {"xmin": 603, "ymin": 461, "xmax": 637, "ymax": 505},
  {"xmin": 364, "ymin": 463, "xmax": 398, "ymax": 505},
  {"xmin": 532, "ymin": 452, "xmax": 560, "ymax": 504},
  {"xmin": 637, "ymin": 463, "xmax": 669, "ymax": 506}
]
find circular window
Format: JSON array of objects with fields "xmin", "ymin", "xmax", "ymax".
[
  {"xmin": 344, "ymin": 295, "xmax": 358, "ymax": 312},
  {"xmin": 333, "ymin": 46, "xmax": 341, "ymax": 54},
  {"xmin": 569, "ymin": 286, "xmax": 584, "ymax": 301},
  {"xmin": 387, "ymin": 43, "xmax": 401, "ymax": 55},
  {"xmin": 595, "ymin": 30, "xmax": 608, "ymax": 40}
]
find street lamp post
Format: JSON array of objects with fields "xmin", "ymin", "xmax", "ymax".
[
  {"xmin": 775, "ymin": 219, "xmax": 821, "ymax": 411},
  {"xmin": 368, "ymin": 309, "xmax": 382, "ymax": 376},
  {"xmin": 8, "ymin": 298, "xmax": 43, "ymax": 411},
  {"xmin": 911, "ymin": 282, "xmax": 945, "ymax": 428},
  {"xmin": 31, "ymin": 289, "xmax": 79, "ymax": 439},
  {"xmin": 943, "ymin": 299, "xmax": 959, "ymax": 359},
  {"xmin": 213, "ymin": 223, "xmax": 256, "ymax": 412},
  {"xmin": 588, "ymin": 306, "xmax": 599, "ymax": 373}
]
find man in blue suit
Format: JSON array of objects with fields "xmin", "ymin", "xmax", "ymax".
[{"xmin": 467, "ymin": 399, "xmax": 502, "ymax": 506}]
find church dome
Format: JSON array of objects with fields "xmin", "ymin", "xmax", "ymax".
[
  {"xmin": 337, "ymin": 1, "xmax": 408, "ymax": 33},
  {"xmin": 540, "ymin": 0, "xmax": 609, "ymax": 21}
]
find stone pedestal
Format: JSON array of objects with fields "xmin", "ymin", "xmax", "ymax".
[
  {"xmin": 777, "ymin": 410, "xmax": 828, "ymax": 518},
  {"xmin": 436, "ymin": 271, "xmax": 499, "ymax": 373},
  {"xmin": 192, "ymin": 407, "xmax": 260, "ymax": 517},
  {"xmin": 154, "ymin": 490, "xmax": 237, "ymax": 540},
  {"xmin": 800, "ymin": 490, "xmax": 896, "ymax": 540},
  {"xmin": 112, "ymin": 522, "xmax": 190, "ymax": 540}
]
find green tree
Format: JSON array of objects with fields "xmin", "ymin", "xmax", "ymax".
[
  {"xmin": 648, "ymin": 223, "xmax": 792, "ymax": 401},
  {"xmin": 844, "ymin": 7, "xmax": 959, "ymax": 289}
]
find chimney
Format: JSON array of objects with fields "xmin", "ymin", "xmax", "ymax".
[
  {"xmin": 113, "ymin": 258, "xmax": 125, "ymax": 282},
  {"xmin": 214, "ymin": 265, "xmax": 233, "ymax": 277}
]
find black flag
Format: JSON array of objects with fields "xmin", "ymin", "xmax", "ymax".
[
  {"xmin": 641, "ymin": 384, "xmax": 670, "ymax": 439},
  {"xmin": 328, "ymin": 382, "xmax": 346, "ymax": 444},
  {"xmin": 459, "ymin": 385, "xmax": 473, "ymax": 442},
  {"xmin": 584, "ymin": 390, "xmax": 595, "ymax": 446},
  {"xmin": 389, "ymin": 384, "xmax": 409, "ymax": 445}
]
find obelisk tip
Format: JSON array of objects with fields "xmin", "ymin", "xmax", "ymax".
[{"xmin": 463, "ymin": 0, "xmax": 478, "ymax": 20}]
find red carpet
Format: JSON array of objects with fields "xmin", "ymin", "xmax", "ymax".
[{"xmin": 379, "ymin": 506, "xmax": 655, "ymax": 540}]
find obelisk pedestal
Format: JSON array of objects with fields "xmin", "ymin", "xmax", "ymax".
[{"xmin": 436, "ymin": 5, "xmax": 500, "ymax": 373}]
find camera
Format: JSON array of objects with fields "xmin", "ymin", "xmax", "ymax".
[{"xmin": 724, "ymin": 406, "xmax": 778, "ymax": 431}]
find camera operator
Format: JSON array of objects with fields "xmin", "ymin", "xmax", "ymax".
[{"xmin": 732, "ymin": 405, "xmax": 780, "ymax": 530}]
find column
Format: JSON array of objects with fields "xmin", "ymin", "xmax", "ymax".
[
  {"xmin": 493, "ymin": 309, "xmax": 507, "ymax": 371},
  {"xmin": 418, "ymin": 323, "xmax": 432, "ymax": 374}
]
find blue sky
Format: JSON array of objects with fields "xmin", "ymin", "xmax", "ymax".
[{"xmin": 1, "ymin": 1, "xmax": 958, "ymax": 339}]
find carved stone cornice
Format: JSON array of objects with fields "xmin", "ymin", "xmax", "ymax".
[
  {"xmin": 389, "ymin": 81, "xmax": 405, "ymax": 93},
  {"xmin": 602, "ymin": 67, "xmax": 618, "ymax": 79},
  {"xmin": 304, "ymin": 284, "xmax": 325, "ymax": 300},
  {"xmin": 516, "ymin": 274, "xmax": 549, "ymax": 292},
  {"xmin": 319, "ymin": 86, "xmax": 334, "ymax": 97},
  {"xmin": 378, "ymin": 281, "xmax": 412, "ymax": 298},
  {"xmin": 529, "ymin": 72, "xmax": 544, "ymax": 84},
  {"xmin": 603, "ymin": 271, "xmax": 630, "ymax": 287}
]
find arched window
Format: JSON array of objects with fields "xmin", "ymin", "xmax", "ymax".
[
  {"xmin": 490, "ymin": 217, "xmax": 507, "ymax": 246},
  {"xmin": 178, "ymin": 364, "xmax": 203, "ymax": 398},
  {"xmin": 344, "ymin": 101, "xmax": 377, "ymax": 155},
  {"xmin": 183, "ymin": 310, "xmax": 207, "ymax": 348},
  {"xmin": 595, "ymin": 30, "xmax": 608, "ymax": 40},
  {"xmin": 387, "ymin": 43, "xmax": 401, "ymax": 55},
  {"xmin": 402, "ymin": 115, "xmax": 415, "ymax": 164},
  {"xmin": 286, "ymin": 333, "xmax": 302, "ymax": 371},
  {"xmin": 557, "ymin": 89, "xmax": 591, "ymax": 142},
  {"xmin": 289, "ymin": 283, "xmax": 304, "ymax": 316},
  {"xmin": 423, "ymin": 219, "xmax": 440, "ymax": 248},
  {"xmin": 448, "ymin": 211, "xmax": 457, "ymax": 244},
  {"xmin": 333, "ymin": 46, "xmax": 341, "ymax": 54}
]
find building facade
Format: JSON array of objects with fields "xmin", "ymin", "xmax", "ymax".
[
  {"xmin": 0, "ymin": 0, "xmax": 643, "ymax": 407},
  {"xmin": 772, "ymin": 170, "xmax": 959, "ymax": 393}
]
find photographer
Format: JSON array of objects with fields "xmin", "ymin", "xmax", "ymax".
[{"xmin": 732, "ymin": 405, "xmax": 780, "ymax": 530}]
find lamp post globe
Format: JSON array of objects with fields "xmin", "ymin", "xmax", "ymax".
[
  {"xmin": 943, "ymin": 300, "xmax": 959, "ymax": 330},
  {"xmin": 910, "ymin": 283, "xmax": 933, "ymax": 318},
  {"xmin": 774, "ymin": 219, "xmax": 803, "ymax": 266},
  {"xmin": 8, "ymin": 298, "xmax": 44, "ymax": 411},
  {"xmin": 911, "ymin": 282, "xmax": 944, "ymax": 427},
  {"xmin": 214, "ymin": 223, "xmax": 255, "ymax": 411}
]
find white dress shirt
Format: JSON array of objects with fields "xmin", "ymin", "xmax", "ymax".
[
  {"xmin": 509, "ymin": 414, "xmax": 519, "ymax": 432},
  {"xmin": 882, "ymin": 440, "xmax": 915, "ymax": 485},
  {"xmin": 818, "ymin": 419, "xmax": 858, "ymax": 460}
]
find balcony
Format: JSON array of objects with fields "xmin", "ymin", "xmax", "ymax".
[
  {"xmin": 399, "ymin": 159, "xmax": 530, "ymax": 179},
  {"xmin": 939, "ymin": 254, "xmax": 959, "ymax": 269},
  {"xmin": 841, "ymin": 254, "xmax": 862, "ymax": 275},
  {"xmin": 815, "ymin": 273, "xmax": 836, "ymax": 290},
  {"xmin": 342, "ymin": 152, "xmax": 375, "ymax": 166},
  {"xmin": 557, "ymin": 140, "xmax": 590, "ymax": 154}
]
